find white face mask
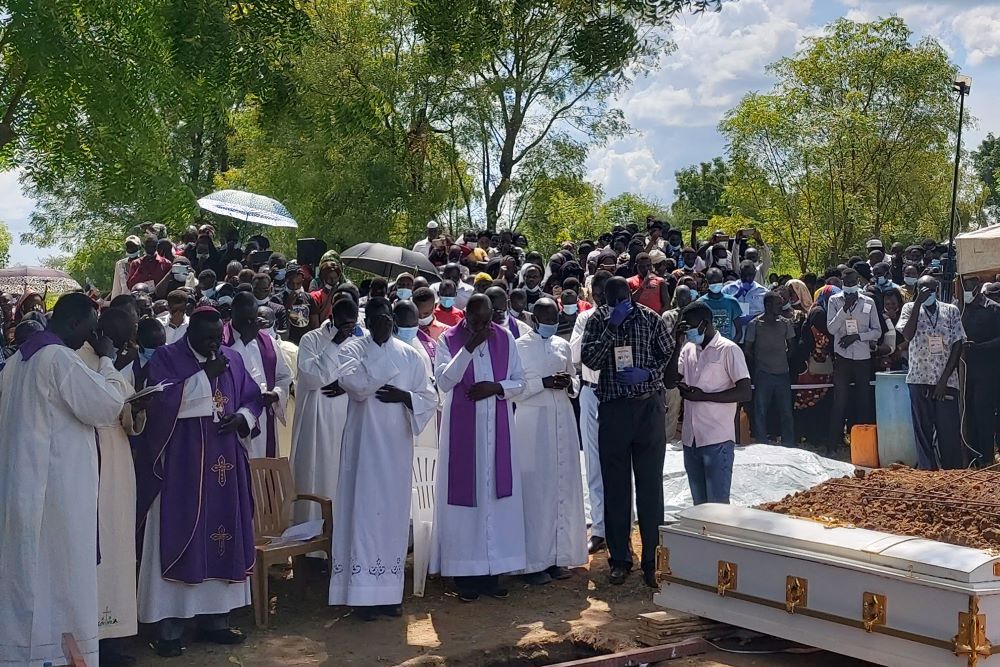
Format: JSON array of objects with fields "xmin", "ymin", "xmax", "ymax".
[{"xmin": 418, "ymin": 314, "xmax": 434, "ymax": 326}]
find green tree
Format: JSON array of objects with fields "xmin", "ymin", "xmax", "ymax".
[
  {"xmin": 721, "ymin": 18, "xmax": 962, "ymax": 272},
  {"xmin": 672, "ymin": 157, "xmax": 730, "ymax": 221},
  {"xmin": 417, "ymin": 0, "xmax": 721, "ymax": 231},
  {"xmin": 0, "ymin": 221, "xmax": 11, "ymax": 267},
  {"xmin": 972, "ymin": 133, "xmax": 1000, "ymax": 220}
]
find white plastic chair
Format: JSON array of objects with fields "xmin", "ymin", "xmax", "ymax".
[{"xmin": 411, "ymin": 446, "xmax": 437, "ymax": 597}]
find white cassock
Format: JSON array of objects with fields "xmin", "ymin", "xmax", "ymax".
[
  {"xmin": 290, "ymin": 322, "xmax": 351, "ymax": 525},
  {"xmin": 430, "ymin": 328, "xmax": 527, "ymax": 577},
  {"xmin": 513, "ymin": 332, "xmax": 588, "ymax": 573},
  {"xmin": 273, "ymin": 336, "xmax": 298, "ymax": 458},
  {"xmin": 228, "ymin": 329, "xmax": 293, "ymax": 459},
  {"xmin": 408, "ymin": 337, "xmax": 440, "ymax": 450},
  {"xmin": 0, "ymin": 343, "xmax": 125, "ymax": 667},
  {"xmin": 158, "ymin": 314, "xmax": 189, "ymax": 345},
  {"xmin": 78, "ymin": 344, "xmax": 144, "ymax": 641},
  {"xmin": 328, "ymin": 336, "xmax": 436, "ymax": 606}
]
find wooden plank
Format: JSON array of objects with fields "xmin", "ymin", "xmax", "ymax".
[
  {"xmin": 545, "ymin": 637, "xmax": 710, "ymax": 666},
  {"xmin": 62, "ymin": 633, "xmax": 87, "ymax": 667}
]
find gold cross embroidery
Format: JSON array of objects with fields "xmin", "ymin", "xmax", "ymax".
[
  {"xmin": 210, "ymin": 525, "xmax": 232, "ymax": 556},
  {"xmin": 211, "ymin": 455, "xmax": 234, "ymax": 487},
  {"xmin": 212, "ymin": 389, "xmax": 229, "ymax": 423}
]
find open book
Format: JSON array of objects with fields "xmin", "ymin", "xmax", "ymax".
[{"xmin": 125, "ymin": 380, "xmax": 173, "ymax": 404}]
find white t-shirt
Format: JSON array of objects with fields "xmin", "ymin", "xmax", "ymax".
[{"xmin": 679, "ymin": 333, "xmax": 750, "ymax": 447}]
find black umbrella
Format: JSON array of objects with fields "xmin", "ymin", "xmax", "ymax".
[{"xmin": 340, "ymin": 242, "xmax": 441, "ymax": 282}]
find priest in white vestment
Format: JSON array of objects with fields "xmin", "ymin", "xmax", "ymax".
[
  {"xmin": 79, "ymin": 309, "xmax": 148, "ymax": 665},
  {"xmin": 223, "ymin": 292, "xmax": 292, "ymax": 458},
  {"xmin": 290, "ymin": 298, "xmax": 359, "ymax": 525},
  {"xmin": 431, "ymin": 294, "xmax": 526, "ymax": 602},
  {"xmin": 0, "ymin": 294, "xmax": 125, "ymax": 667},
  {"xmin": 513, "ymin": 298, "xmax": 588, "ymax": 584},
  {"xmin": 329, "ymin": 299, "xmax": 436, "ymax": 618}
]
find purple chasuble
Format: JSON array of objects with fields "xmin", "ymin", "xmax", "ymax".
[
  {"xmin": 441, "ymin": 322, "xmax": 513, "ymax": 507},
  {"xmin": 134, "ymin": 338, "xmax": 263, "ymax": 584},
  {"xmin": 223, "ymin": 324, "xmax": 279, "ymax": 457},
  {"xmin": 18, "ymin": 329, "xmax": 63, "ymax": 361}
]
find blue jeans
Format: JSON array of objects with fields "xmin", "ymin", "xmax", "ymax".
[
  {"xmin": 683, "ymin": 441, "xmax": 735, "ymax": 505},
  {"xmin": 753, "ymin": 371, "xmax": 795, "ymax": 446}
]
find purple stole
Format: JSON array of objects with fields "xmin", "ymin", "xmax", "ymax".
[
  {"xmin": 416, "ymin": 328, "xmax": 436, "ymax": 363},
  {"xmin": 18, "ymin": 329, "xmax": 62, "ymax": 361},
  {"xmin": 135, "ymin": 340, "xmax": 262, "ymax": 583},
  {"xmin": 223, "ymin": 324, "xmax": 279, "ymax": 457},
  {"xmin": 506, "ymin": 314, "xmax": 521, "ymax": 340},
  {"xmin": 441, "ymin": 322, "xmax": 513, "ymax": 507}
]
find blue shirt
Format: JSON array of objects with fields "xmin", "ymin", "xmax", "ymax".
[
  {"xmin": 698, "ymin": 293, "xmax": 743, "ymax": 341},
  {"xmin": 722, "ymin": 280, "xmax": 768, "ymax": 331}
]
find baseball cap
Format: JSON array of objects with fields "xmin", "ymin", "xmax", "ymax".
[
  {"xmin": 426, "ymin": 221, "xmax": 439, "ymax": 229},
  {"xmin": 866, "ymin": 239, "xmax": 884, "ymax": 251}
]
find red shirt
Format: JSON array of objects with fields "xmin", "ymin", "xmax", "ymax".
[
  {"xmin": 434, "ymin": 305, "xmax": 465, "ymax": 327},
  {"xmin": 627, "ymin": 274, "xmax": 665, "ymax": 313},
  {"xmin": 127, "ymin": 254, "xmax": 172, "ymax": 288}
]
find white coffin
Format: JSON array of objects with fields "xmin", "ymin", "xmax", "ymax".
[{"xmin": 654, "ymin": 504, "xmax": 1000, "ymax": 667}]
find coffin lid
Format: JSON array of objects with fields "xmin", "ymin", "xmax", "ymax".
[{"xmin": 670, "ymin": 504, "xmax": 1000, "ymax": 584}]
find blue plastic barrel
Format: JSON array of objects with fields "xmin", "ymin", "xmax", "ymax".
[{"xmin": 875, "ymin": 371, "xmax": 918, "ymax": 467}]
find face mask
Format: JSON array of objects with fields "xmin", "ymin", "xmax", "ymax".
[
  {"xmin": 395, "ymin": 326, "xmax": 419, "ymax": 342},
  {"xmin": 196, "ymin": 252, "xmax": 209, "ymax": 261},
  {"xmin": 964, "ymin": 291, "xmax": 976, "ymax": 304},
  {"xmin": 418, "ymin": 314, "xmax": 434, "ymax": 326},
  {"xmin": 843, "ymin": 285, "xmax": 860, "ymax": 295},
  {"xmin": 563, "ymin": 303, "xmax": 578, "ymax": 315},
  {"xmin": 686, "ymin": 325, "xmax": 705, "ymax": 345},
  {"xmin": 904, "ymin": 276, "xmax": 918, "ymax": 287},
  {"xmin": 876, "ymin": 276, "xmax": 888, "ymax": 286},
  {"xmin": 172, "ymin": 269, "xmax": 188, "ymax": 281},
  {"xmin": 138, "ymin": 347, "xmax": 156, "ymax": 363},
  {"xmin": 931, "ymin": 260, "xmax": 941, "ymax": 269},
  {"xmin": 127, "ymin": 249, "xmax": 140, "ymax": 260},
  {"xmin": 274, "ymin": 269, "xmax": 286, "ymax": 282},
  {"xmin": 396, "ymin": 288, "xmax": 413, "ymax": 301},
  {"xmin": 716, "ymin": 258, "xmax": 731, "ymax": 269},
  {"xmin": 536, "ymin": 322, "xmax": 558, "ymax": 339},
  {"xmin": 256, "ymin": 296, "xmax": 270, "ymax": 306},
  {"xmin": 924, "ymin": 294, "xmax": 937, "ymax": 307},
  {"xmin": 708, "ymin": 283, "xmax": 724, "ymax": 294},
  {"xmin": 526, "ymin": 284, "xmax": 541, "ymax": 294},
  {"xmin": 439, "ymin": 296, "xmax": 455, "ymax": 309}
]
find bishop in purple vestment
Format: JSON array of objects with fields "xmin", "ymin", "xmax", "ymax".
[{"xmin": 134, "ymin": 306, "xmax": 263, "ymax": 655}]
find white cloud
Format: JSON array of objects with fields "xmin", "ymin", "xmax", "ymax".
[
  {"xmin": 587, "ymin": 141, "xmax": 664, "ymax": 196},
  {"xmin": 952, "ymin": 5, "xmax": 1000, "ymax": 65}
]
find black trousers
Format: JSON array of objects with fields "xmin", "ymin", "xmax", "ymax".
[
  {"xmin": 909, "ymin": 384, "xmax": 963, "ymax": 470},
  {"xmin": 598, "ymin": 392, "xmax": 666, "ymax": 572},
  {"xmin": 829, "ymin": 356, "xmax": 873, "ymax": 444},
  {"xmin": 964, "ymin": 373, "xmax": 998, "ymax": 467}
]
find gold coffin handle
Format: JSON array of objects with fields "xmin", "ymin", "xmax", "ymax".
[
  {"xmin": 655, "ymin": 546, "xmax": 671, "ymax": 584},
  {"xmin": 785, "ymin": 576, "xmax": 807, "ymax": 614},
  {"xmin": 954, "ymin": 596, "xmax": 992, "ymax": 667},
  {"xmin": 717, "ymin": 561, "xmax": 737, "ymax": 597},
  {"xmin": 862, "ymin": 592, "xmax": 886, "ymax": 633}
]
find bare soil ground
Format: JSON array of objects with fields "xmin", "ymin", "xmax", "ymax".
[{"xmin": 124, "ymin": 532, "xmax": 866, "ymax": 667}]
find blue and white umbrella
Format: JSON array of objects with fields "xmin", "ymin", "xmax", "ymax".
[{"xmin": 197, "ymin": 190, "xmax": 298, "ymax": 229}]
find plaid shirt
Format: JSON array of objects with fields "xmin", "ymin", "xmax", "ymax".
[{"xmin": 581, "ymin": 303, "xmax": 674, "ymax": 402}]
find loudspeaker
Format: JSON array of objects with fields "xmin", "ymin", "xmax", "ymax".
[{"xmin": 296, "ymin": 238, "xmax": 327, "ymax": 268}]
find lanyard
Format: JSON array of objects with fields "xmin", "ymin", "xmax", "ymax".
[{"xmin": 920, "ymin": 305, "xmax": 940, "ymax": 331}]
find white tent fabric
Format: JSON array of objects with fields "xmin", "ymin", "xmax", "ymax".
[
  {"xmin": 581, "ymin": 444, "xmax": 855, "ymax": 525},
  {"xmin": 956, "ymin": 224, "xmax": 1000, "ymax": 276}
]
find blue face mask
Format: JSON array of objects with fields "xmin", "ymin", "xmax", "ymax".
[
  {"xmin": 395, "ymin": 326, "xmax": 419, "ymax": 342},
  {"xmin": 904, "ymin": 276, "xmax": 918, "ymax": 287},
  {"xmin": 396, "ymin": 288, "xmax": 413, "ymax": 301},
  {"xmin": 274, "ymin": 269, "xmax": 286, "ymax": 282},
  {"xmin": 843, "ymin": 285, "xmax": 860, "ymax": 295},
  {"xmin": 536, "ymin": 322, "xmax": 559, "ymax": 339},
  {"xmin": 686, "ymin": 325, "xmax": 705, "ymax": 345},
  {"xmin": 708, "ymin": 283, "xmax": 724, "ymax": 294},
  {"xmin": 138, "ymin": 347, "xmax": 156, "ymax": 363},
  {"xmin": 562, "ymin": 303, "xmax": 578, "ymax": 315},
  {"xmin": 923, "ymin": 294, "xmax": 937, "ymax": 307},
  {"xmin": 876, "ymin": 276, "xmax": 888, "ymax": 286},
  {"xmin": 439, "ymin": 296, "xmax": 456, "ymax": 309}
]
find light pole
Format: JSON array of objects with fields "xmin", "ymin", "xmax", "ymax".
[{"xmin": 944, "ymin": 74, "xmax": 971, "ymax": 301}]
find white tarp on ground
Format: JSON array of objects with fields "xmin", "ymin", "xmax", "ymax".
[{"xmin": 581, "ymin": 444, "xmax": 856, "ymax": 526}]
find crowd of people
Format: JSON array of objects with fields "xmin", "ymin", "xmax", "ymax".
[{"xmin": 1, "ymin": 217, "xmax": 999, "ymax": 667}]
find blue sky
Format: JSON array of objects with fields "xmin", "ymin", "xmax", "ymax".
[{"xmin": 4, "ymin": 0, "xmax": 1000, "ymax": 266}]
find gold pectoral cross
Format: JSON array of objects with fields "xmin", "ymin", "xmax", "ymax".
[{"xmin": 212, "ymin": 388, "xmax": 229, "ymax": 423}]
